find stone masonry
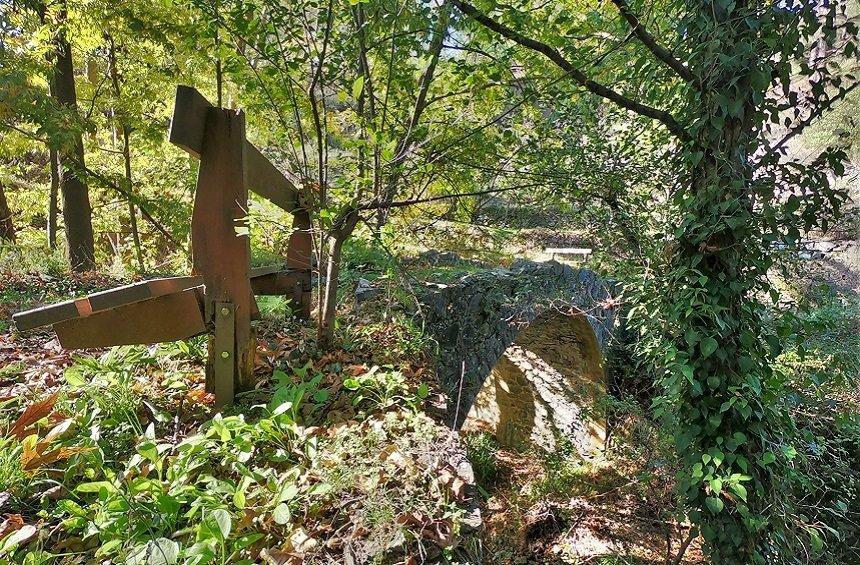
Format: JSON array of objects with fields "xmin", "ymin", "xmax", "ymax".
[{"xmin": 419, "ymin": 259, "xmax": 617, "ymax": 453}]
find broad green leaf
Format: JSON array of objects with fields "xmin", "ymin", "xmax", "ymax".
[
  {"xmin": 352, "ymin": 76, "xmax": 365, "ymax": 100},
  {"xmin": 273, "ymin": 503, "xmax": 291, "ymax": 525},
  {"xmin": 705, "ymin": 496, "xmax": 724, "ymax": 514},
  {"xmin": 700, "ymin": 337, "xmax": 718, "ymax": 359},
  {"xmin": 210, "ymin": 509, "xmax": 232, "ymax": 539}
]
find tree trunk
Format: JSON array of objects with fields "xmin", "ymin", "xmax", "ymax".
[
  {"xmin": 48, "ymin": 147, "xmax": 59, "ymax": 249},
  {"xmin": 122, "ymin": 126, "xmax": 144, "ymax": 271},
  {"xmin": 51, "ymin": 2, "xmax": 95, "ymax": 271},
  {"xmin": 318, "ymin": 211, "xmax": 359, "ymax": 348},
  {"xmin": 0, "ymin": 180, "xmax": 15, "ymax": 243},
  {"xmin": 106, "ymin": 35, "xmax": 145, "ymax": 271},
  {"xmin": 318, "ymin": 233, "xmax": 345, "ymax": 348},
  {"xmin": 105, "ymin": 34, "xmax": 146, "ymax": 271}
]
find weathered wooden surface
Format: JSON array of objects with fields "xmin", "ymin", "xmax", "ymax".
[
  {"xmin": 170, "ymin": 85, "xmax": 297, "ymax": 212},
  {"xmin": 192, "ymin": 107, "xmax": 255, "ymax": 404},
  {"xmin": 53, "ymin": 289, "xmax": 206, "ymax": 349},
  {"xmin": 287, "ymin": 210, "xmax": 313, "ymax": 318},
  {"xmin": 210, "ymin": 301, "xmax": 237, "ymax": 405},
  {"xmin": 13, "ymin": 276, "xmax": 203, "ymax": 331},
  {"xmin": 250, "ymin": 268, "xmax": 307, "ymax": 296},
  {"xmin": 14, "ymin": 85, "xmax": 314, "ymax": 409}
]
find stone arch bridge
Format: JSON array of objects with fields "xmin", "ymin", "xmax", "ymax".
[{"xmin": 418, "ymin": 260, "xmax": 619, "ymax": 454}]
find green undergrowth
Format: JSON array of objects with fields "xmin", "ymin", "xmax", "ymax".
[{"xmin": 0, "ymin": 313, "xmax": 470, "ymax": 564}]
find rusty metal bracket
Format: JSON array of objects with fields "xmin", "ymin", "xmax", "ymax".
[{"xmin": 211, "ymin": 301, "xmax": 236, "ymax": 407}]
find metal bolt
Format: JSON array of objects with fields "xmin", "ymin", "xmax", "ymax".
[
  {"xmin": 220, "ymin": 351, "xmax": 230, "ymax": 359},
  {"xmin": 220, "ymin": 307, "xmax": 230, "ymax": 316}
]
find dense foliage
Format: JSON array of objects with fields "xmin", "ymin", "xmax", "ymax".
[{"xmin": 1, "ymin": 0, "xmax": 858, "ymax": 562}]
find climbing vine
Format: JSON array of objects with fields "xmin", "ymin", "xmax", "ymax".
[
  {"xmin": 644, "ymin": 1, "xmax": 857, "ymax": 561},
  {"xmin": 451, "ymin": 0, "xmax": 856, "ymax": 560}
]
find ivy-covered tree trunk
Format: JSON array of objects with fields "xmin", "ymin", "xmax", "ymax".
[
  {"xmin": 665, "ymin": 0, "xmax": 777, "ymax": 560},
  {"xmin": 51, "ymin": 2, "xmax": 95, "ymax": 271}
]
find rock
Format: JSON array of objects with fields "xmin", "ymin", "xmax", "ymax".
[{"xmin": 355, "ymin": 278, "xmax": 382, "ymax": 304}]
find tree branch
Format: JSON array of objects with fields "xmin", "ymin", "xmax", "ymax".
[
  {"xmin": 761, "ymin": 80, "xmax": 860, "ymax": 164},
  {"xmin": 452, "ymin": 0, "xmax": 690, "ymax": 142},
  {"xmin": 356, "ymin": 182, "xmax": 543, "ymax": 211},
  {"xmin": 608, "ymin": 0, "xmax": 696, "ymax": 85}
]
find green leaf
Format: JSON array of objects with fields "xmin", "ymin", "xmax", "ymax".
[
  {"xmin": 352, "ymin": 76, "xmax": 365, "ymax": 100},
  {"xmin": 710, "ymin": 477, "xmax": 723, "ymax": 495},
  {"xmin": 234, "ymin": 533, "xmax": 264, "ymax": 550},
  {"xmin": 75, "ymin": 481, "xmax": 117, "ymax": 494},
  {"xmin": 210, "ymin": 509, "xmax": 232, "ymax": 539},
  {"xmin": 64, "ymin": 369, "xmax": 87, "ymax": 387},
  {"xmin": 233, "ymin": 489, "xmax": 246, "ymax": 510},
  {"xmin": 730, "ymin": 482, "xmax": 748, "ymax": 502},
  {"xmin": 127, "ymin": 538, "xmax": 179, "ymax": 565},
  {"xmin": 278, "ymin": 483, "xmax": 299, "ymax": 503},
  {"xmin": 273, "ymin": 503, "xmax": 291, "ymax": 525},
  {"xmin": 705, "ymin": 496, "xmax": 724, "ymax": 514},
  {"xmin": 700, "ymin": 336, "xmax": 718, "ymax": 359},
  {"xmin": 343, "ymin": 378, "xmax": 360, "ymax": 390},
  {"xmin": 137, "ymin": 441, "xmax": 159, "ymax": 463}
]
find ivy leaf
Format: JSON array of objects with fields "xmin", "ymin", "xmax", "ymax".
[
  {"xmin": 710, "ymin": 477, "xmax": 723, "ymax": 495},
  {"xmin": 700, "ymin": 337, "xmax": 718, "ymax": 359},
  {"xmin": 705, "ymin": 496, "xmax": 724, "ymax": 514},
  {"xmin": 730, "ymin": 482, "xmax": 748, "ymax": 502},
  {"xmin": 750, "ymin": 68, "xmax": 771, "ymax": 90}
]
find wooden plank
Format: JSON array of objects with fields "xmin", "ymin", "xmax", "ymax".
[
  {"xmin": 193, "ymin": 106, "xmax": 255, "ymax": 399},
  {"xmin": 250, "ymin": 265, "xmax": 285, "ymax": 278},
  {"xmin": 12, "ymin": 276, "xmax": 203, "ymax": 332},
  {"xmin": 287, "ymin": 209, "xmax": 313, "ymax": 318},
  {"xmin": 250, "ymin": 268, "xmax": 309, "ymax": 295},
  {"xmin": 246, "ymin": 145, "xmax": 297, "ymax": 212},
  {"xmin": 13, "ymin": 298, "xmax": 92, "ymax": 332},
  {"xmin": 209, "ymin": 301, "xmax": 236, "ymax": 407},
  {"xmin": 87, "ymin": 276, "xmax": 203, "ymax": 312},
  {"xmin": 169, "ymin": 85, "xmax": 297, "ymax": 211},
  {"xmin": 168, "ymin": 85, "xmax": 210, "ymax": 158},
  {"xmin": 53, "ymin": 289, "xmax": 205, "ymax": 349}
]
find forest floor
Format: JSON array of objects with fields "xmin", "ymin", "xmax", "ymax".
[
  {"xmin": 0, "ymin": 239, "xmax": 857, "ymax": 563},
  {"xmin": 0, "ymin": 265, "xmax": 708, "ymax": 564}
]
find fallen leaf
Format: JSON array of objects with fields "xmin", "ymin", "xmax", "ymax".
[
  {"xmin": 7, "ymin": 392, "xmax": 58, "ymax": 439},
  {"xmin": 0, "ymin": 514, "xmax": 24, "ymax": 537}
]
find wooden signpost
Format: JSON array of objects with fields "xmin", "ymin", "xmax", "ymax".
[{"xmin": 13, "ymin": 85, "xmax": 313, "ymax": 407}]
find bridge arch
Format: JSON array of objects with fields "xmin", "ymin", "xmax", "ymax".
[
  {"xmin": 463, "ymin": 309, "xmax": 607, "ymax": 452},
  {"xmin": 419, "ymin": 259, "xmax": 617, "ymax": 454}
]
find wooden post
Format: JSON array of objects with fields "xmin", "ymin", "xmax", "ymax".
[
  {"xmin": 193, "ymin": 107, "xmax": 255, "ymax": 405},
  {"xmin": 287, "ymin": 207, "xmax": 313, "ymax": 318}
]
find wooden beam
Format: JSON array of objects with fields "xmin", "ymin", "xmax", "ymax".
[
  {"xmin": 13, "ymin": 276, "xmax": 203, "ymax": 331},
  {"xmin": 53, "ymin": 289, "xmax": 206, "ymax": 349},
  {"xmin": 193, "ymin": 106, "xmax": 256, "ymax": 398},
  {"xmin": 169, "ymin": 85, "xmax": 297, "ymax": 211},
  {"xmin": 168, "ymin": 85, "xmax": 210, "ymax": 158},
  {"xmin": 250, "ymin": 268, "xmax": 310, "ymax": 295},
  {"xmin": 246, "ymin": 144, "xmax": 297, "ymax": 212},
  {"xmin": 287, "ymin": 209, "xmax": 313, "ymax": 318},
  {"xmin": 88, "ymin": 276, "xmax": 203, "ymax": 312}
]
